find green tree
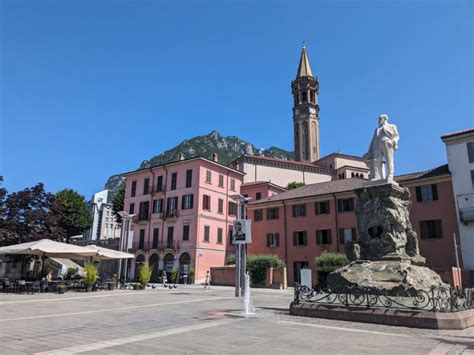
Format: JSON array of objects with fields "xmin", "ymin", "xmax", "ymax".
[
  {"xmin": 0, "ymin": 182, "xmax": 65, "ymax": 246},
  {"xmin": 55, "ymin": 189, "xmax": 93, "ymax": 243},
  {"xmin": 138, "ymin": 263, "xmax": 152, "ymax": 288},
  {"xmin": 286, "ymin": 181, "xmax": 305, "ymax": 190},
  {"xmin": 111, "ymin": 182, "xmax": 125, "ymax": 224}
]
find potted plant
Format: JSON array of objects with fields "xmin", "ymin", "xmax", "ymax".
[
  {"xmin": 56, "ymin": 284, "xmax": 67, "ymax": 294},
  {"xmin": 83, "ymin": 262, "xmax": 98, "ymax": 292},
  {"xmin": 138, "ymin": 263, "xmax": 152, "ymax": 290},
  {"xmin": 170, "ymin": 268, "xmax": 178, "ymax": 284},
  {"xmin": 188, "ymin": 268, "xmax": 195, "ymax": 284}
]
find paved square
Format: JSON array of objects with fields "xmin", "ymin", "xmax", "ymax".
[{"xmin": 1, "ymin": 286, "xmax": 473, "ymax": 354}]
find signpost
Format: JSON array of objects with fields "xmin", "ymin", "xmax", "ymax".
[{"xmin": 231, "ymin": 195, "xmax": 252, "ymax": 298}]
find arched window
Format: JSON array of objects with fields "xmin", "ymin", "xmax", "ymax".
[
  {"xmin": 302, "ymin": 91, "xmax": 307, "ymax": 103},
  {"xmin": 149, "ymin": 254, "xmax": 160, "ymax": 283}
]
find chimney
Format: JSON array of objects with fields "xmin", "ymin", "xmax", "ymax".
[
  {"xmin": 178, "ymin": 153, "xmax": 185, "ymax": 161},
  {"xmin": 211, "ymin": 153, "xmax": 219, "ymax": 162}
]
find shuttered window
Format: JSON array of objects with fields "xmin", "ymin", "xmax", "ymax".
[
  {"xmin": 467, "ymin": 142, "xmax": 474, "ymax": 163},
  {"xmin": 293, "ymin": 231, "xmax": 307, "ymax": 246},
  {"xmin": 292, "ymin": 204, "xmax": 306, "ymax": 217},
  {"xmin": 337, "ymin": 198, "xmax": 354, "ymax": 212},
  {"xmin": 339, "ymin": 228, "xmax": 356, "ymax": 244},
  {"xmin": 420, "ymin": 220, "xmax": 443, "ymax": 239},
  {"xmin": 254, "ymin": 209, "xmax": 263, "ymax": 221},
  {"xmin": 316, "ymin": 229, "xmax": 332, "ymax": 245},
  {"xmin": 266, "ymin": 233, "xmax": 280, "ymax": 248},
  {"xmin": 266, "ymin": 207, "xmax": 279, "ymax": 220},
  {"xmin": 315, "ymin": 201, "xmax": 330, "ymax": 215},
  {"xmin": 415, "ymin": 184, "xmax": 438, "ymax": 202}
]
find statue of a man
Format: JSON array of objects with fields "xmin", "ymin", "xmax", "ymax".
[{"xmin": 364, "ymin": 114, "xmax": 400, "ymax": 182}]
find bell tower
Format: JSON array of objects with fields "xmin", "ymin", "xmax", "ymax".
[{"xmin": 292, "ymin": 45, "xmax": 320, "ymax": 162}]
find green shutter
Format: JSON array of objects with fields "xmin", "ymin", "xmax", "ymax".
[
  {"xmin": 328, "ymin": 230, "xmax": 332, "ymax": 245},
  {"xmin": 316, "ymin": 230, "xmax": 321, "ymax": 245},
  {"xmin": 293, "ymin": 232, "xmax": 297, "ymax": 245},
  {"xmin": 266, "ymin": 234, "xmax": 271, "ymax": 247},
  {"xmin": 276, "ymin": 233, "xmax": 280, "ymax": 247},
  {"xmin": 303, "ymin": 231, "xmax": 308, "ymax": 245}
]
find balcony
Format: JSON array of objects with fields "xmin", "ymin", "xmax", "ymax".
[
  {"xmin": 144, "ymin": 185, "xmax": 164, "ymax": 195},
  {"xmin": 133, "ymin": 214, "xmax": 150, "ymax": 223},
  {"xmin": 131, "ymin": 240, "xmax": 180, "ymax": 251},
  {"xmin": 165, "ymin": 209, "xmax": 179, "ymax": 219}
]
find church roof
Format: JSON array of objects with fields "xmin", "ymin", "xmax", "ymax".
[{"xmin": 296, "ymin": 45, "xmax": 314, "ymax": 78}]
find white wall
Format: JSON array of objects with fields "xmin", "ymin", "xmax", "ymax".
[{"xmin": 445, "ymin": 137, "xmax": 474, "ymax": 270}]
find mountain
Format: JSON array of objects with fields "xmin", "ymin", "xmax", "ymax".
[{"xmin": 104, "ymin": 130, "xmax": 294, "ymax": 197}]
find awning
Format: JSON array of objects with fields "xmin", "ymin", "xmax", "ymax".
[
  {"xmin": 85, "ymin": 245, "xmax": 135, "ymax": 260},
  {"xmin": 0, "ymin": 239, "xmax": 98, "ymax": 259}
]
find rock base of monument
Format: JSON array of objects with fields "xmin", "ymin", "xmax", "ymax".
[
  {"xmin": 327, "ymin": 259, "xmax": 446, "ymax": 296},
  {"xmin": 289, "ymin": 302, "xmax": 474, "ymax": 330}
]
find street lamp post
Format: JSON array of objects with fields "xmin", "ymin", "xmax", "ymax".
[{"xmin": 118, "ymin": 211, "xmax": 135, "ymax": 287}]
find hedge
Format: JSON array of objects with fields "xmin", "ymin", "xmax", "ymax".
[
  {"xmin": 226, "ymin": 253, "xmax": 285, "ymax": 285},
  {"xmin": 314, "ymin": 253, "xmax": 349, "ymax": 287}
]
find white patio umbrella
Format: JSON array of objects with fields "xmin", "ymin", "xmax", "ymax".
[
  {"xmin": 85, "ymin": 245, "xmax": 135, "ymax": 261},
  {"xmin": 0, "ymin": 239, "xmax": 98, "ymax": 259}
]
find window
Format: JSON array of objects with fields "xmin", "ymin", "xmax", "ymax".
[
  {"xmin": 293, "ymin": 231, "xmax": 307, "ymax": 246},
  {"xmin": 315, "ymin": 201, "xmax": 330, "ymax": 215},
  {"xmin": 316, "ymin": 229, "xmax": 332, "ymax": 245},
  {"xmin": 129, "ymin": 203, "xmax": 135, "ymax": 214},
  {"xmin": 167, "ymin": 226, "xmax": 174, "ymax": 244},
  {"xmin": 337, "ymin": 198, "xmax": 354, "ymax": 212},
  {"xmin": 157, "ymin": 176, "xmax": 163, "ymax": 192},
  {"xmin": 218, "ymin": 198, "xmax": 224, "ymax": 214},
  {"xmin": 183, "ymin": 225, "xmax": 190, "ymax": 241},
  {"xmin": 266, "ymin": 233, "xmax": 280, "ymax": 248},
  {"xmin": 139, "ymin": 229, "xmax": 145, "ymax": 249},
  {"xmin": 228, "ymin": 202, "xmax": 237, "ymax": 216},
  {"xmin": 152, "ymin": 228, "xmax": 159, "ymax": 248},
  {"xmin": 467, "ymin": 142, "xmax": 474, "ymax": 163},
  {"xmin": 218, "ymin": 174, "xmax": 224, "ymax": 187},
  {"xmin": 217, "ymin": 228, "xmax": 223, "ymax": 244},
  {"xmin": 131, "ymin": 181, "xmax": 137, "ymax": 197},
  {"xmin": 416, "ymin": 184, "xmax": 438, "ymax": 202},
  {"xmin": 203, "ymin": 195, "xmax": 211, "ymax": 211},
  {"xmin": 205, "ymin": 170, "xmax": 212, "ymax": 183},
  {"xmin": 266, "ymin": 207, "xmax": 279, "ymax": 220},
  {"xmin": 139, "ymin": 201, "xmax": 150, "ymax": 220},
  {"xmin": 256, "ymin": 192, "xmax": 262, "ymax": 200},
  {"xmin": 254, "ymin": 209, "xmax": 263, "ymax": 221},
  {"xmin": 143, "ymin": 178, "xmax": 150, "ymax": 194},
  {"xmin": 310, "ymin": 91, "xmax": 315, "ymax": 103},
  {"xmin": 171, "ymin": 172, "xmax": 177, "ymax": 190},
  {"xmin": 166, "ymin": 196, "xmax": 178, "ymax": 217},
  {"xmin": 182, "ymin": 194, "xmax": 194, "ymax": 210},
  {"xmin": 420, "ymin": 220, "xmax": 443, "ymax": 239},
  {"xmin": 292, "ymin": 204, "xmax": 306, "ymax": 217},
  {"xmin": 152, "ymin": 199, "xmax": 163, "ymax": 214},
  {"xmin": 204, "ymin": 225, "xmax": 210, "ymax": 242},
  {"xmin": 186, "ymin": 169, "xmax": 192, "ymax": 188},
  {"xmin": 302, "ymin": 91, "xmax": 307, "ymax": 103},
  {"xmin": 472, "ymin": 170, "xmax": 474, "ymax": 188},
  {"xmin": 339, "ymin": 228, "xmax": 356, "ymax": 244},
  {"xmin": 230, "ymin": 179, "xmax": 236, "ymax": 191}
]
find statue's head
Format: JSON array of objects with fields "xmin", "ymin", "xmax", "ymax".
[{"xmin": 378, "ymin": 114, "xmax": 388, "ymax": 126}]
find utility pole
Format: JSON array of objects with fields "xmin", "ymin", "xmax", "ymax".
[{"xmin": 453, "ymin": 233, "xmax": 462, "ymax": 288}]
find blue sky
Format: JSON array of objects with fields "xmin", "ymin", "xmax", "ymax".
[{"xmin": 1, "ymin": 0, "xmax": 473, "ymax": 198}]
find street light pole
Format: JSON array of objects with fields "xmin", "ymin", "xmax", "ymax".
[{"xmin": 118, "ymin": 211, "xmax": 135, "ymax": 286}]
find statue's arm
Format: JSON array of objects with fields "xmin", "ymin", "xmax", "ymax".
[{"xmin": 392, "ymin": 125, "xmax": 400, "ymax": 148}]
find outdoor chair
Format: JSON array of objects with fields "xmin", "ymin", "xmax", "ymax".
[
  {"xmin": 3, "ymin": 280, "xmax": 16, "ymax": 294},
  {"xmin": 17, "ymin": 280, "xmax": 27, "ymax": 294},
  {"xmin": 28, "ymin": 281, "xmax": 41, "ymax": 294}
]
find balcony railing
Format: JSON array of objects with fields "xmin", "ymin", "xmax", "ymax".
[
  {"xmin": 144, "ymin": 185, "xmax": 164, "ymax": 195},
  {"xmin": 457, "ymin": 193, "xmax": 474, "ymax": 225},
  {"xmin": 165, "ymin": 209, "xmax": 179, "ymax": 218},
  {"xmin": 132, "ymin": 240, "xmax": 180, "ymax": 251}
]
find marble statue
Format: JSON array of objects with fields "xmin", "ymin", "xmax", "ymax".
[{"xmin": 363, "ymin": 114, "xmax": 400, "ymax": 182}]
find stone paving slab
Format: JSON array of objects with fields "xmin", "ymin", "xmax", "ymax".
[{"xmin": 1, "ymin": 286, "xmax": 473, "ymax": 354}]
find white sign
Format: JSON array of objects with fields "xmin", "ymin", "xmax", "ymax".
[
  {"xmin": 232, "ymin": 219, "xmax": 252, "ymax": 244},
  {"xmin": 300, "ymin": 268, "xmax": 312, "ymax": 288}
]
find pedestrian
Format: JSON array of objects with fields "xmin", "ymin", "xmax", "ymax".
[
  {"xmin": 162, "ymin": 273, "xmax": 167, "ymax": 288},
  {"xmin": 204, "ymin": 270, "xmax": 211, "ymax": 289}
]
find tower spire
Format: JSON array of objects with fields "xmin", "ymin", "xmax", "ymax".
[{"xmin": 296, "ymin": 44, "xmax": 313, "ymax": 78}]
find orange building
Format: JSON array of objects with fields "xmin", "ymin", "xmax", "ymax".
[{"xmin": 245, "ymin": 165, "xmax": 466, "ymax": 286}]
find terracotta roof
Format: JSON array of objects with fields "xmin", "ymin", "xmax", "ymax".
[
  {"xmin": 231, "ymin": 155, "xmax": 331, "ymax": 172},
  {"xmin": 394, "ymin": 164, "xmax": 450, "ymax": 182},
  {"xmin": 241, "ymin": 181, "xmax": 287, "ymax": 191},
  {"xmin": 296, "ymin": 45, "xmax": 314, "ymax": 78},
  {"xmin": 249, "ymin": 178, "xmax": 366, "ymax": 205},
  {"xmin": 315, "ymin": 152, "xmax": 365, "ymax": 163},
  {"xmin": 441, "ymin": 128, "xmax": 474, "ymax": 140},
  {"xmin": 249, "ymin": 164, "xmax": 450, "ymax": 205}
]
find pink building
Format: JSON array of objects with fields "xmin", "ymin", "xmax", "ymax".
[
  {"xmin": 122, "ymin": 156, "xmax": 244, "ymax": 283},
  {"xmin": 246, "ymin": 165, "xmax": 467, "ymax": 287}
]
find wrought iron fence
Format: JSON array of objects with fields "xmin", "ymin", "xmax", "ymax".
[{"xmin": 293, "ymin": 284, "xmax": 473, "ymax": 313}]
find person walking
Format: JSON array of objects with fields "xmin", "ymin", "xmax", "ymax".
[{"xmin": 204, "ymin": 270, "xmax": 211, "ymax": 290}]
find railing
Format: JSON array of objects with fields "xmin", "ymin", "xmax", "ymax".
[
  {"xmin": 293, "ymin": 284, "xmax": 473, "ymax": 313},
  {"xmin": 165, "ymin": 209, "xmax": 179, "ymax": 218},
  {"xmin": 132, "ymin": 240, "xmax": 180, "ymax": 251}
]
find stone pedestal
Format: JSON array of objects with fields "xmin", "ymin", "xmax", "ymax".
[{"xmin": 327, "ymin": 182, "xmax": 446, "ymax": 296}]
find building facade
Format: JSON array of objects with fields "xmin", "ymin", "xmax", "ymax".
[
  {"xmin": 83, "ymin": 189, "xmax": 121, "ymax": 241},
  {"xmin": 442, "ymin": 129, "xmax": 474, "ymax": 274},
  {"xmin": 246, "ymin": 165, "xmax": 464, "ymax": 286},
  {"xmin": 122, "ymin": 156, "xmax": 244, "ymax": 283}
]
